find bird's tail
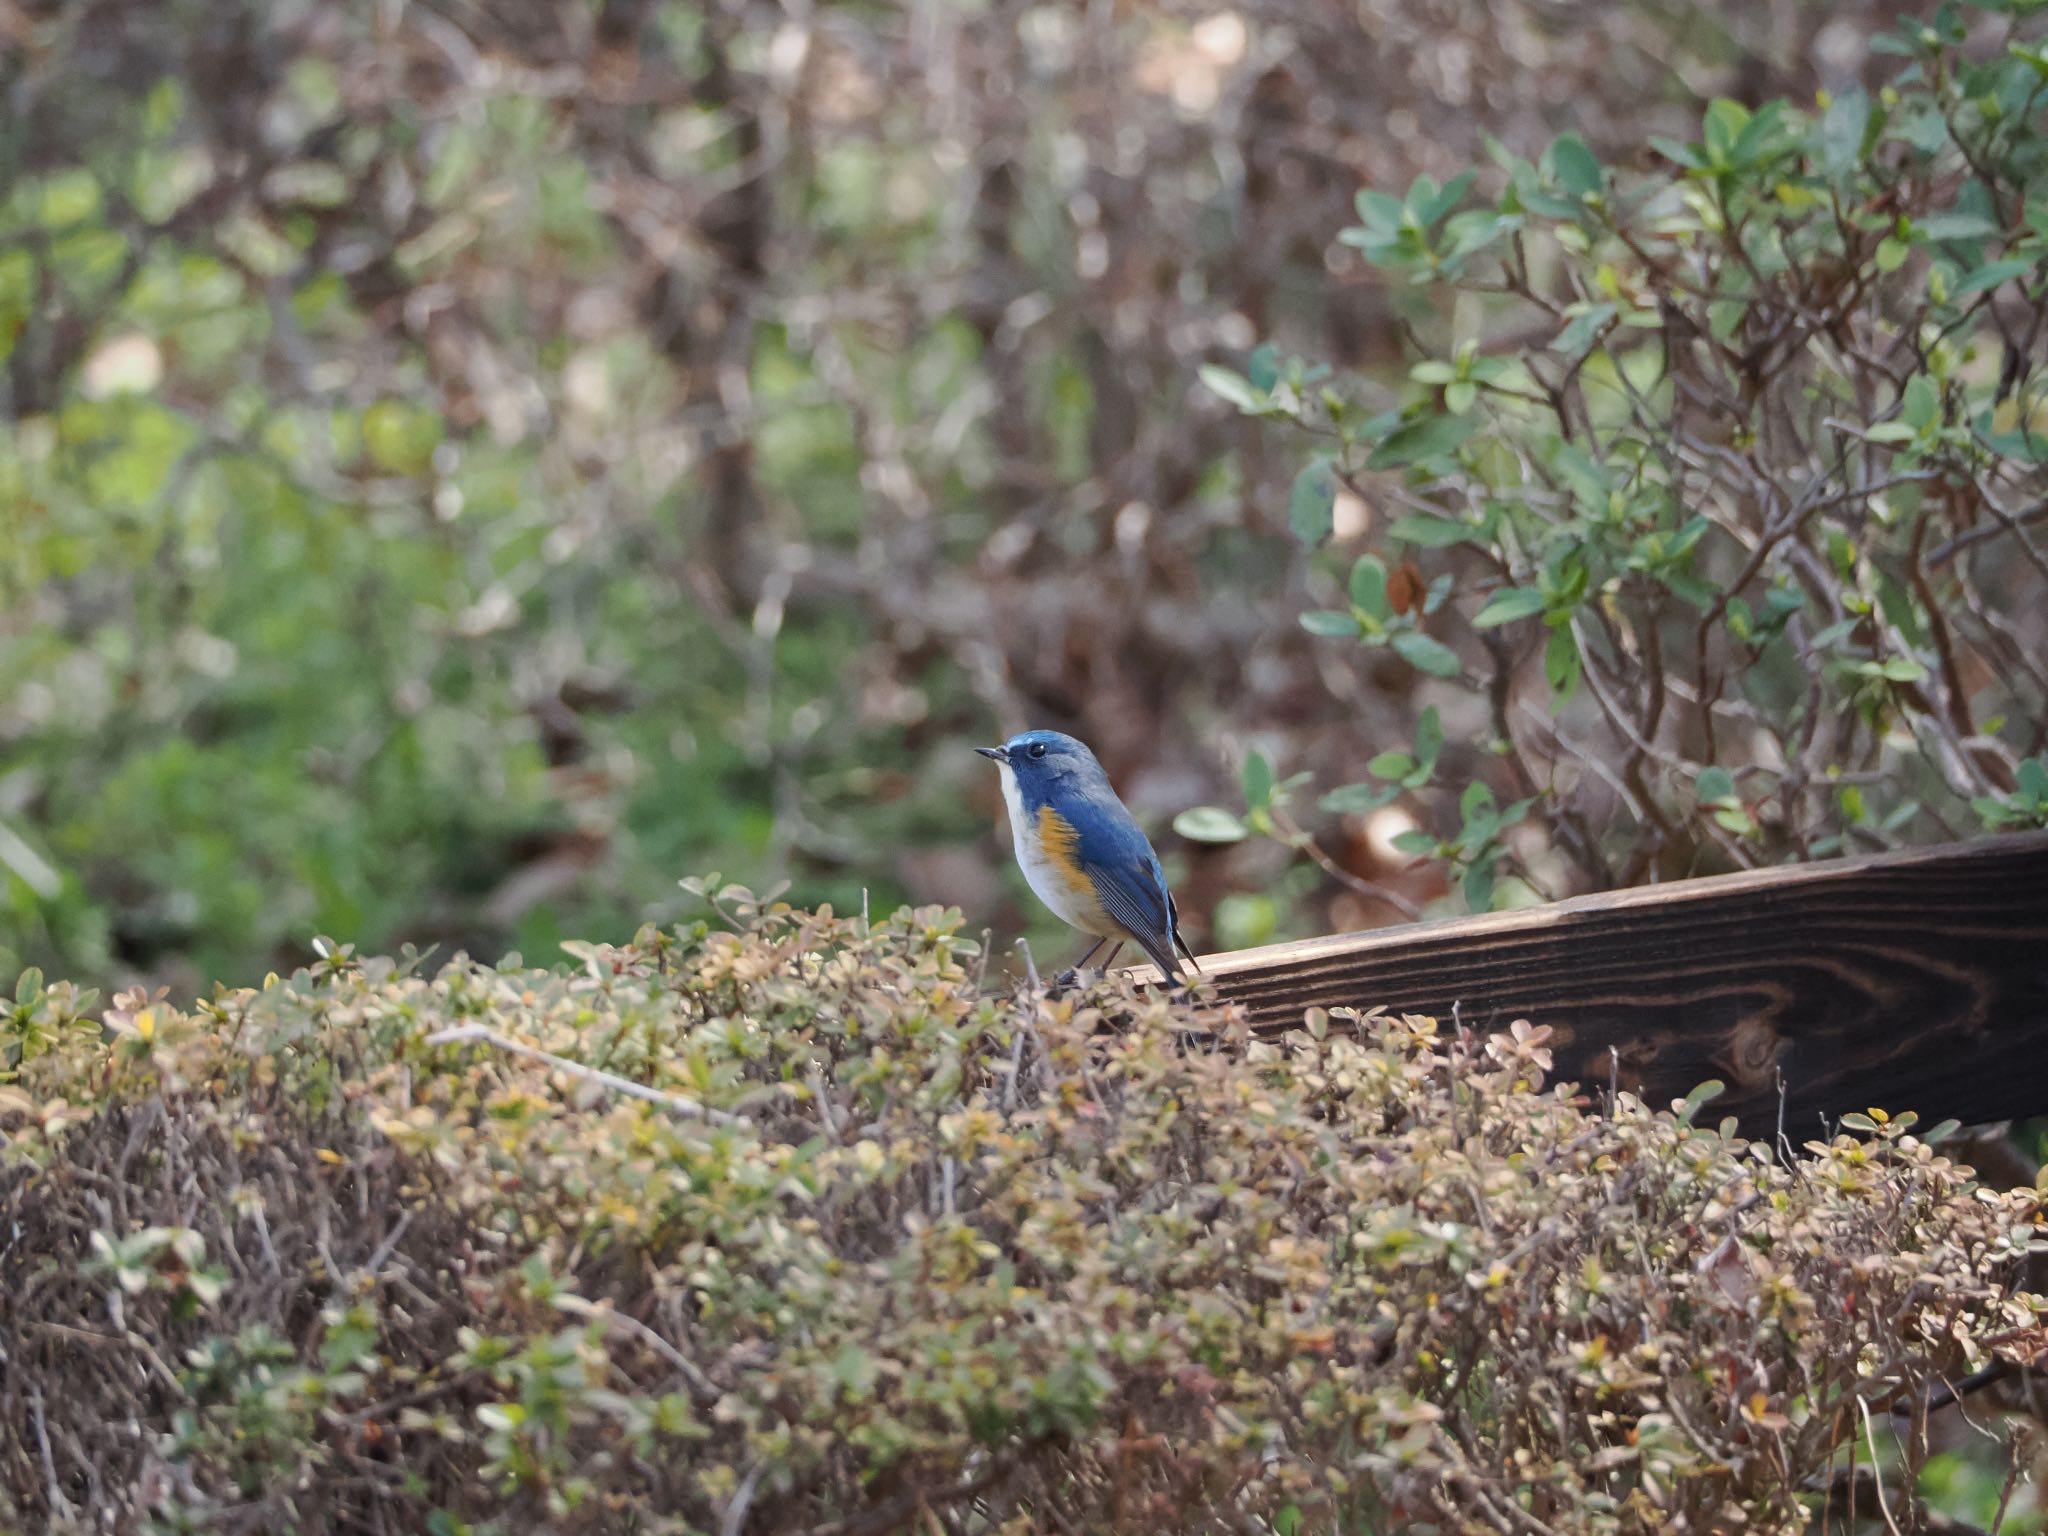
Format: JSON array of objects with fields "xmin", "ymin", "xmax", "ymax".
[
  {"xmin": 1132, "ymin": 932, "xmax": 1182, "ymax": 982},
  {"xmin": 1127, "ymin": 923, "xmax": 1200, "ymax": 990},
  {"xmin": 1165, "ymin": 893, "xmax": 1203, "ymax": 978}
]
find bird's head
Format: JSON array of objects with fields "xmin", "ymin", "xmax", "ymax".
[{"xmin": 975, "ymin": 730, "xmax": 1102, "ymax": 794}]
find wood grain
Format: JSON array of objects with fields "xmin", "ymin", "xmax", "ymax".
[{"xmin": 1139, "ymin": 831, "xmax": 2048, "ymax": 1139}]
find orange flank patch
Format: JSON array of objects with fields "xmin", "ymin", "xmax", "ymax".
[{"xmin": 1036, "ymin": 805, "xmax": 1098, "ymax": 896}]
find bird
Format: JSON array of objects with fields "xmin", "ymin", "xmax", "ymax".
[{"xmin": 975, "ymin": 729, "xmax": 1201, "ymax": 987}]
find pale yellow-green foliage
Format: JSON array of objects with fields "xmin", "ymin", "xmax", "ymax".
[{"xmin": 2, "ymin": 893, "xmax": 2043, "ymax": 1533}]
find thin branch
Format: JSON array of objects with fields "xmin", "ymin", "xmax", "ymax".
[
  {"xmin": 421, "ymin": 1024, "xmax": 749, "ymax": 1126},
  {"xmin": 1926, "ymin": 494, "xmax": 2048, "ymax": 570},
  {"xmin": 551, "ymin": 1294, "xmax": 721, "ymax": 1404},
  {"xmin": 1270, "ymin": 807, "xmax": 1423, "ymax": 921},
  {"xmin": 30, "ymin": 1387, "xmax": 73, "ymax": 1524},
  {"xmin": 1859, "ymin": 1396, "xmax": 1907, "ymax": 1536}
]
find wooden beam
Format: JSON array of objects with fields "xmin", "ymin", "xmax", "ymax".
[{"xmin": 1160, "ymin": 831, "xmax": 2048, "ymax": 1139}]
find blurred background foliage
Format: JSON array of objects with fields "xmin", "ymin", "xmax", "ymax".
[
  {"xmin": 0, "ymin": 0, "xmax": 2037, "ymax": 995},
  {"xmin": 1178, "ymin": 6, "xmax": 2048, "ymax": 919}
]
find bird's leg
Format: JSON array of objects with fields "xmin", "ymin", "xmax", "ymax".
[{"xmin": 1052, "ymin": 937, "xmax": 1117, "ymax": 992}]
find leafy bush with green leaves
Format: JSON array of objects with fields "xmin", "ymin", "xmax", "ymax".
[
  {"xmin": 1185, "ymin": 6, "xmax": 2048, "ymax": 910},
  {"xmin": 3, "ymin": 894, "xmax": 2043, "ymax": 1533}
]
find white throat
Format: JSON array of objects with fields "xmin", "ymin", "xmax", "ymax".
[{"xmin": 996, "ymin": 761, "xmax": 1029, "ymax": 852}]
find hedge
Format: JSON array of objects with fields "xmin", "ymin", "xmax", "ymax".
[{"xmin": 2, "ymin": 888, "xmax": 2042, "ymax": 1533}]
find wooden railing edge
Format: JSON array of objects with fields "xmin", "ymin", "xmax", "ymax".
[{"xmin": 1117, "ymin": 829, "xmax": 2048, "ymax": 1137}]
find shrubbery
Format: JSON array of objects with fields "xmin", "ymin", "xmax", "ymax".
[
  {"xmin": 4, "ymin": 893, "xmax": 2042, "ymax": 1533},
  {"xmin": 1186, "ymin": 9, "xmax": 2048, "ymax": 912}
]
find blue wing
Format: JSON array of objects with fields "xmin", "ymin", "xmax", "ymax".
[{"xmin": 1073, "ymin": 814, "xmax": 1184, "ymax": 979}]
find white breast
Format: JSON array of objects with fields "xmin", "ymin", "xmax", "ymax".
[{"xmin": 997, "ymin": 762, "xmax": 1109, "ymax": 933}]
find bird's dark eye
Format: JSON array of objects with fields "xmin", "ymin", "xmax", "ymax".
[{"xmin": 1027, "ymin": 742, "xmax": 1048, "ymax": 759}]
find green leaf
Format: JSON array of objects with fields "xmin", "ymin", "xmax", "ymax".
[
  {"xmin": 1320, "ymin": 782, "xmax": 1400, "ymax": 815},
  {"xmin": 1300, "ymin": 610, "xmax": 1362, "ymax": 638},
  {"xmin": 1349, "ymin": 555, "xmax": 1389, "ymax": 618},
  {"xmin": 1878, "ymin": 655, "xmax": 1928, "ymax": 682},
  {"xmin": 830, "ymin": 1342, "xmax": 879, "ymax": 1400},
  {"xmin": 1703, "ymin": 99, "xmax": 1749, "ymax": 164},
  {"xmin": 1552, "ymin": 303, "xmax": 1616, "ymax": 359},
  {"xmin": 1390, "ymin": 828, "xmax": 1439, "ymax": 856},
  {"xmin": 1695, "ymin": 766, "xmax": 1737, "ymax": 804},
  {"xmin": 1659, "ymin": 515, "xmax": 1711, "ymax": 565},
  {"xmin": 1441, "ymin": 209, "xmax": 1512, "ymax": 267},
  {"xmin": 1353, "ymin": 188, "xmax": 1405, "ymax": 232},
  {"xmin": 1547, "ymin": 440, "xmax": 1609, "ymax": 507},
  {"xmin": 1875, "ymin": 236, "xmax": 1910, "ymax": 273},
  {"xmin": 1731, "ymin": 99, "xmax": 1790, "ymax": 166},
  {"xmin": 1950, "ymin": 258, "xmax": 2033, "ymax": 298},
  {"xmin": 1415, "ymin": 169, "xmax": 1477, "ymax": 227},
  {"xmin": 1288, "ymin": 459, "xmax": 1337, "ymax": 545},
  {"xmin": 1901, "ymin": 374, "xmax": 1939, "ymax": 430},
  {"xmin": 1198, "ymin": 364, "xmax": 1262, "ymax": 412},
  {"xmin": 1367, "ymin": 751, "xmax": 1416, "ymax": 780},
  {"xmin": 1543, "ymin": 625, "xmax": 1580, "ymax": 700},
  {"xmin": 1241, "ymin": 749, "xmax": 1275, "ymax": 813},
  {"xmin": 1472, "ymin": 587, "xmax": 1548, "ymax": 627},
  {"xmin": 1387, "ymin": 512, "xmax": 1478, "ymax": 548},
  {"xmin": 1459, "ymin": 779, "xmax": 1497, "ymax": 823},
  {"xmin": 2017, "ymin": 757, "xmax": 2048, "ymax": 802},
  {"xmin": 1174, "ymin": 807, "xmax": 1249, "ymax": 843},
  {"xmin": 1715, "ymin": 804, "xmax": 1756, "ymax": 835},
  {"xmin": 1649, "ymin": 135, "xmax": 1705, "ymax": 171},
  {"xmin": 1390, "ymin": 630, "xmax": 1461, "ymax": 677},
  {"xmin": 477, "ymin": 1402, "xmax": 525, "ymax": 1432},
  {"xmin": 1368, "ymin": 411, "xmax": 1477, "ymax": 470},
  {"xmin": 1820, "ymin": 87, "xmax": 1870, "ymax": 175},
  {"xmin": 362, "ymin": 400, "xmax": 444, "ymax": 476},
  {"xmin": 1414, "ymin": 706, "xmax": 1443, "ymax": 773},
  {"xmin": 1462, "ymin": 856, "xmax": 1498, "ymax": 913},
  {"xmin": 1973, "ymin": 794, "xmax": 2014, "ymax": 829},
  {"xmin": 1676, "ymin": 1079, "xmax": 1726, "ymax": 1126},
  {"xmin": 1549, "ymin": 133, "xmax": 1602, "ymax": 198},
  {"xmin": 1917, "ymin": 212, "xmax": 2000, "ymax": 243},
  {"xmin": 1246, "ymin": 342, "xmax": 1281, "ymax": 392}
]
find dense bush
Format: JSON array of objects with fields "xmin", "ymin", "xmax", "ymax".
[
  {"xmin": 3, "ymin": 896, "xmax": 2042, "ymax": 1533},
  {"xmin": 1185, "ymin": 5, "xmax": 2048, "ymax": 912}
]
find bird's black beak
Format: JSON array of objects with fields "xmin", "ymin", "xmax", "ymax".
[{"xmin": 975, "ymin": 745, "xmax": 1009, "ymax": 763}]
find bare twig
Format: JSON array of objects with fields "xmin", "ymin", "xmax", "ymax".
[
  {"xmin": 721, "ymin": 1459, "xmax": 765, "ymax": 1536},
  {"xmin": 421, "ymin": 1024, "xmax": 749, "ymax": 1126},
  {"xmin": 359, "ymin": 1209, "xmax": 413, "ymax": 1280},
  {"xmin": 1271, "ymin": 806, "xmax": 1423, "ymax": 921},
  {"xmin": 1859, "ymin": 1397, "xmax": 1907, "ymax": 1536},
  {"xmin": 30, "ymin": 1386, "xmax": 73, "ymax": 1523},
  {"xmin": 552, "ymin": 1294, "xmax": 721, "ymax": 1404}
]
